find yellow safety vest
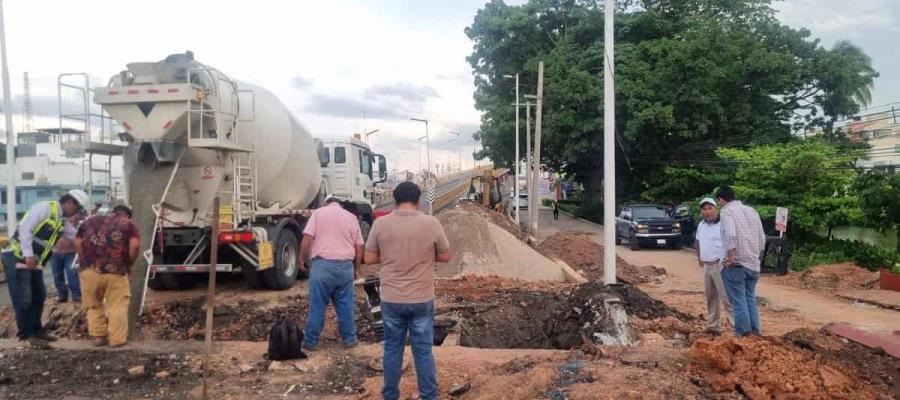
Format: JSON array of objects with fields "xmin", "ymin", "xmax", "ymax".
[{"xmin": 5, "ymin": 201, "xmax": 64, "ymax": 265}]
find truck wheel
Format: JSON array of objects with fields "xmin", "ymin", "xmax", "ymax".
[
  {"xmin": 147, "ymin": 274, "xmax": 166, "ymax": 290},
  {"xmin": 263, "ymin": 230, "xmax": 299, "ymax": 290},
  {"xmin": 615, "ymin": 233, "xmax": 622, "ymax": 245},
  {"xmin": 629, "ymin": 233, "xmax": 641, "ymax": 251},
  {"xmin": 241, "ymin": 262, "xmax": 266, "ymax": 289}
]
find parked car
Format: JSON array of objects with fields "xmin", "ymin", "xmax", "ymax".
[
  {"xmin": 671, "ymin": 205, "xmax": 697, "ymax": 247},
  {"xmin": 615, "ymin": 204, "xmax": 682, "ymax": 250}
]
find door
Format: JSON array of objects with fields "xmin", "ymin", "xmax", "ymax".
[
  {"xmin": 353, "ymin": 146, "xmax": 374, "ymax": 203},
  {"xmin": 617, "ymin": 207, "xmax": 631, "ymax": 238}
]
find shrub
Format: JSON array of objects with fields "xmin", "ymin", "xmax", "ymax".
[{"xmin": 789, "ymin": 238, "xmax": 899, "ymax": 271}]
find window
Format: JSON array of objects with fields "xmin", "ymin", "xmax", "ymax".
[
  {"xmin": 2, "ymin": 190, "xmax": 21, "ymax": 204},
  {"xmin": 358, "ymin": 149, "xmax": 364, "ymax": 173},
  {"xmin": 632, "ymin": 206, "xmax": 669, "ymax": 219},
  {"xmin": 35, "ymin": 190, "xmax": 51, "ymax": 198},
  {"xmin": 895, "ymin": 144, "xmax": 900, "ymax": 153},
  {"xmin": 334, "ymin": 146, "xmax": 346, "ymax": 164},
  {"xmin": 874, "ymin": 129, "xmax": 891, "ymax": 138},
  {"xmin": 21, "ymin": 172, "xmax": 34, "ymax": 180},
  {"xmin": 857, "ymin": 131, "xmax": 872, "ymax": 140},
  {"xmin": 358, "ymin": 149, "xmax": 372, "ymax": 177}
]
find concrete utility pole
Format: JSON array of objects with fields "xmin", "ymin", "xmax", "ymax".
[
  {"xmin": 0, "ymin": 0, "xmax": 16, "ymax": 235},
  {"xmin": 603, "ymin": 0, "xmax": 617, "ymax": 285},
  {"xmin": 525, "ymin": 100, "xmax": 532, "ymax": 224},
  {"xmin": 503, "ymin": 74, "xmax": 521, "ymax": 226},
  {"xmin": 531, "ymin": 61, "xmax": 544, "ymax": 235}
]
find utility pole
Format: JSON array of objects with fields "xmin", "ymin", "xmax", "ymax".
[
  {"xmin": 531, "ymin": 62, "xmax": 544, "ymax": 235},
  {"xmin": 525, "ymin": 100, "xmax": 532, "ymax": 223},
  {"xmin": 22, "ymin": 72, "xmax": 31, "ymax": 133},
  {"xmin": 503, "ymin": 74, "xmax": 521, "ymax": 226},
  {"xmin": 603, "ymin": 0, "xmax": 617, "ymax": 285},
  {"xmin": 0, "ymin": 0, "xmax": 16, "ymax": 235}
]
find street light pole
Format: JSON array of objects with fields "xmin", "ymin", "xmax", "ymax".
[
  {"xmin": 365, "ymin": 129, "xmax": 380, "ymax": 144},
  {"xmin": 0, "ymin": 0, "xmax": 16, "ymax": 235},
  {"xmin": 411, "ymin": 118, "xmax": 430, "ymax": 177},
  {"xmin": 448, "ymin": 131, "xmax": 461, "ymax": 173}
]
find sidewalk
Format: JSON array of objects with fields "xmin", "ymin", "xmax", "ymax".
[{"xmin": 525, "ymin": 209, "xmax": 900, "ymax": 334}]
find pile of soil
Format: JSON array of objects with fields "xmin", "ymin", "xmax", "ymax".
[
  {"xmin": 538, "ymin": 231, "xmax": 666, "ymax": 284},
  {"xmin": 689, "ymin": 332, "xmax": 895, "ymax": 399},
  {"xmin": 774, "ymin": 262, "xmax": 878, "ymax": 292},
  {"xmin": 437, "ymin": 209, "xmax": 566, "ymax": 282},
  {"xmin": 136, "ymin": 294, "xmax": 379, "ymax": 343},
  {"xmin": 458, "ymin": 201, "xmax": 522, "ymax": 238},
  {"xmin": 0, "ymin": 348, "xmax": 197, "ymax": 399},
  {"xmin": 454, "ymin": 278, "xmax": 693, "ymax": 349}
]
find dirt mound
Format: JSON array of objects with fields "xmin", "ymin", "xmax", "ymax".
[
  {"xmin": 0, "ymin": 348, "xmax": 197, "ymax": 399},
  {"xmin": 689, "ymin": 334, "xmax": 893, "ymax": 399},
  {"xmin": 455, "ymin": 279, "xmax": 693, "ymax": 349},
  {"xmin": 458, "ymin": 201, "xmax": 522, "ymax": 237},
  {"xmin": 775, "ymin": 262, "xmax": 878, "ymax": 292},
  {"xmin": 538, "ymin": 231, "xmax": 666, "ymax": 284},
  {"xmin": 437, "ymin": 208, "xmax": 566, "ymax": 282}
]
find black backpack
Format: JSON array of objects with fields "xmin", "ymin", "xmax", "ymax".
[{"xmin": 268, "ymin": 316, "xmax": 306, "ymax": 360}]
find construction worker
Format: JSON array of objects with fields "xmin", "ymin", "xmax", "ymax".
[
  {"xmin": 2, "ymin": 189, "xmax": 89, "ymax": 348},
  {"xmin": 75, "ymin": 204, "xmax": 140, "ymax": 348}
]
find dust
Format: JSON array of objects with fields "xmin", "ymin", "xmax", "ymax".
[
  {"xmin": 538, "ymin": 231, "xmax": 666, "ymax": 284},
  {"xmin": 689, "ymin": 333, "xmax": 894, "ymax": 399},
  {"xmin": 0, "ymin": 348, "xmax": 197, "ymax": 400}
]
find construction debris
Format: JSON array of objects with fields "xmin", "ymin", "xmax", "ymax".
[{"xmin": 538, "ymin": 231, "xmax": 666, "ymax": 284}]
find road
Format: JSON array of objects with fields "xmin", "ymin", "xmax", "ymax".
[{"xmin": 524, "ymin": 208, "xmax": 900, "ymax": 335}]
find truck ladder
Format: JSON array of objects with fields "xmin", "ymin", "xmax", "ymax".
[{"xmin": 232, "ymin": 153, "xmax": 257, "ymax": 228}]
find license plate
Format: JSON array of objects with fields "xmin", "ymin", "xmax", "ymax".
[{"xmin": 656, "ymin": 239, "xmax": 667, "ymax": 245}]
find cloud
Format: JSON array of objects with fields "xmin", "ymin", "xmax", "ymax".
[
  {"xmin": 305, "ymin": 82, "xmax": 441, "ymax": 121},
  {"xmin": 364, "ymin": 83, "xmax": 439, "ymax": 104},
  {"xmin": 292, "ymin": 76, "xmax": 313, "ymax": 89},
  {"xmin": 0, "ymin": 95, "xmax": 86, "ymax": 118}
]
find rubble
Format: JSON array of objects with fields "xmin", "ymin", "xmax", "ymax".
[
  {"xmin": 774, "ymin": 262, "xmax": 879, "ymax": 292},
  {"xmin": 538, "ymin": 231, "xmax": 666, "ymax": 284},
  {"xmin": 448, "ymin": 382, "xmax": 471, "ymax": 396},
  {"xmin": 127, "ymin": 365, "xmax": 145, "ymax": 376}
]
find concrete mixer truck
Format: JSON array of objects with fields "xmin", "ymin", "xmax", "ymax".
[{"xmin": 94, "ymin": 52, "xmax": 387, "ymax": 291}]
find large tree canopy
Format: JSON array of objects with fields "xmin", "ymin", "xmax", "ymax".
[{"xmin": 466, "ymin": 0, "xmax": 878, "ymax": 210}]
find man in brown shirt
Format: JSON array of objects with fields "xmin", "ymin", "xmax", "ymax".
[{"xmin": 365, "ymin": 181, "xmax": 450, "ymax": 400}]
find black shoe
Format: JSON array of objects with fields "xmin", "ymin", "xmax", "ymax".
[
  {"xmin": 27, "ymin": 337, "xmax": 51, "ymax": 349},
  {"xmin": 34, "ymin": 330, "xmax": 58, "ymax": 342}
]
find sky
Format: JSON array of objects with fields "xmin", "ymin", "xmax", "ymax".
[{"xmin": 0, "ymin": 0, "xmax": 897, "ymax": 173}]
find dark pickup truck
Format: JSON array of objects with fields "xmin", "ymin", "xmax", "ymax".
[{"xmin": 615, "ymin": 204, "xmax": 682, "ymax": 250}]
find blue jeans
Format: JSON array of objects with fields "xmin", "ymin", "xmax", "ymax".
[
  {"xmin": 382, "ymin": 300, "xmax": 437, "ymax": 400},
  {"xmin": 50, "ymin": 252, "xmax": 81, "ymax": 301},
  {"xmin": 303, "ymin": 259, "xmax": 356, "ymax": 348},
  {"xmin": 2, "ymin": 252, "xmax": 47, "ymax": 339},
  {"xmin": 722, "ymin": 264, "xmax": 761, "ymax": 336}
]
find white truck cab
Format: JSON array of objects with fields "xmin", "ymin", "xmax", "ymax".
[{"xmin": 319, "ymin": 136, "xmax": 387, "ymax": 204}]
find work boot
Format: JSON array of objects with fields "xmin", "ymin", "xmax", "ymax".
[
  {"xmin": 92, "ymin": 337, "xmax": 108, "ymax": 347},
  {"xmin": 27, "ymin": 337, "xmax": 51, "ymax": 349},
  {"xmin": 34, "ymin": 330, "xmax": 58, "ymax": 342}
]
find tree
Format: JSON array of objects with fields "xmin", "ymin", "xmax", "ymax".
[
  {"xmin": 465, "ymin": 0, "xmax": 878, "ymax": 214},
  {"xmin": 854, "ymin": 171, "xmax": 900, "ymax": 253},
  {"xmin": 716, "ymin": 140, "xmax": 862, "ymax": 237}
]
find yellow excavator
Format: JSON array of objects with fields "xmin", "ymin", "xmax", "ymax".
[{"xmin": 468, "ymin": 169, "xmax": 505, "ymax": 212}]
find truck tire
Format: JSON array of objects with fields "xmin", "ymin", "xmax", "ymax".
[
  {"xmin": 629, "ymin": 233, "xmax": 641, "ymax": 251},
  {"xmin": 614, "ymin": 233, "xmax": 622, "ymax": 245},
  {"xmin": 147, "ymin": 274, "xmax": 165, "ymax": 290},
  {"xmin": 263, "ymin": 229, "xmax": 299, "ymax": 290}
]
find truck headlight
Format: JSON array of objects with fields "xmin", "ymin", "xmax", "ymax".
[{"xmin": 672, "ymin": 222, "xmax": 681, "ymax": 233}]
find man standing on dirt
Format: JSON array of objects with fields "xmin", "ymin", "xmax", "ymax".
[
  {"xmin": 299, "ymin": 196, "xmax": 364, "ymax": 351},
  {"xmin": 694, "ymin": 198, "xmax": 729, "ymax": 335},
  {"xmin": 716, "ymin": 186, "xmax": 766, "ymax": 337},
  {"xmin": 75, "ymin": 205, "xmax": 141, "ymax": 347},
  {"xmin": 364, "ymin": 181, "xmax": 451, "ymax": 400}
]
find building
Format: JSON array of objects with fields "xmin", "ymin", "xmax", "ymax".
[{"xmin": 843, "ymin": 110, "xmax": 900, "ymax": 172}]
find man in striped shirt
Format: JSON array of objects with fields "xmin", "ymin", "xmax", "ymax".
[{"xmin": 716, "ymin": 186, "xmax": 767, "ymax": 337}]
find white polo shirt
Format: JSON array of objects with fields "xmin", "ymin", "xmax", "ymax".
[{"xmin": 696, "ymin": 219, "xmax": 725, "ymax": 263}]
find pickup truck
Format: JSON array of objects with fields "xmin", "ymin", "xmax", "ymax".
[{"xmin": 615, "ymin": 204, "xmax": 682, "ymax": 250}]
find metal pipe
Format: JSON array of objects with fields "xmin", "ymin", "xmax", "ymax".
[
  {"xmin": 603, "ymin": 0, "xmax": 617, "ymax": 285},
  {"xmin": 0, "ymin": 0, "xmax": 15, "ymax": 234}
]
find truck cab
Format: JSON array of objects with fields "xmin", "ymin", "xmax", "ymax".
[
  {"xmin": 615, "ymin": 204, "xmax": 682, "ymax": 250},
  {"xmin": 318, "ymin": 136, "xmax": 387, "ymax": 236}
]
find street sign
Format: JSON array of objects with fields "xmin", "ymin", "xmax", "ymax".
[
  {"xmin": 775, "ymin": 207, "xmax": 789, "ymax": 234},
  {"xmin": 426, "ymin": 187, "xmax": 436, "ymax": 203}
]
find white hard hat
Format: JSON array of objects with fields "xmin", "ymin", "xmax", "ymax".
[{"xmin": 66, "ymin": 189, "xmax": 90, "ymax": 208}]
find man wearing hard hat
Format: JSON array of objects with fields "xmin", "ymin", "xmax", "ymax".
[{"xmin": 2, "ymin": 189, "xmax": 89, "ymax": 348}]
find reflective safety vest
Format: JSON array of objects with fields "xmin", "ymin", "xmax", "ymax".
[{"xmin": 5, "ymin": 201, "xmax": 65, "ymax": 265}]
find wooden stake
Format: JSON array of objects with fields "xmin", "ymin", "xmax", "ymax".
[{"xmin": 202, "ymin": 197, "xmax": 221, "ymax": 399}]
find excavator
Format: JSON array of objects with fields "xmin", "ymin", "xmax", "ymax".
[{"xmin": 468, "ymin": 169, "xmax": 506, "ymax": 213}]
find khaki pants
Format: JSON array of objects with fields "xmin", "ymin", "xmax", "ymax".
[
  {"xmin": 702, "ymin": 261, "xmax": 730, "ymax": 332},
  {"xmin": 79, "ymin": 269, "xmax": 130, "ymax": 345}
]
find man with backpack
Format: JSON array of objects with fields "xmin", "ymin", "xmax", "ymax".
[{"xmin": 365, "ymin": 182, "xmax": 451, "ymax": 400}]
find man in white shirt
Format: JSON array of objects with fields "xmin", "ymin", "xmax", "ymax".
[{"xmin": 695, "ymin": 197, "xmax": 729, "ymax": 334}]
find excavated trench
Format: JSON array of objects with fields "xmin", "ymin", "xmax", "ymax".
[{"xmin": 453, "ymin": 282, "xmax": 693, "ymax": 350}]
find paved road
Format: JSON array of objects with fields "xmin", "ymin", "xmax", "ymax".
[
  {"xmin": 376, "ymin": 175, "xmax": 471, "ymax": 213},
  {"xmin": 523, "ymin": 209, "xmax": 900, "ymax": 334}
]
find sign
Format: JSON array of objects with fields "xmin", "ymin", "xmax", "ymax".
[
  {"xmin": 426, "ymin": 187, "xmax": 436, "ymax": 203},
  {"xmin": 775, "ymin": 207, "xmax": 789, "ymax": 233},
  {"xmin": 257, "ymin": 241, "xmax": 274, "ymax": 270},
  {"xmin": 219, "ymin": 204, "xmax": 234, "ymax": 230},
  {"xmin": 201, "ymin": 166, "xmax": 214, "ymax": 180}
]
